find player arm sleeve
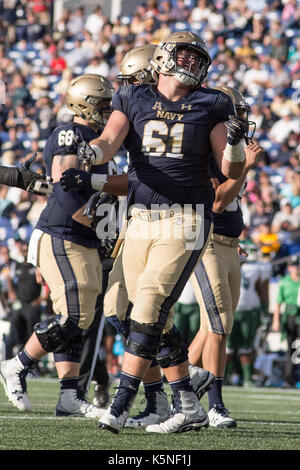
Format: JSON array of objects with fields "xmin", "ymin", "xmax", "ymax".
[
  {"xmin": 111, "ymin": 85, "xmax": 131, "ymax": 117},
  {"xmin": 0, "ymin": 166, "xmax": 24, "ymax": 189}
]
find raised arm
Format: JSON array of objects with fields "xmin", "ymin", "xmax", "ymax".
[
  {"xmin": 213, "ymin": 139, "xmax": 262, "ymax": 213},
  {"xmin": 78, "ymin": 111, "xmax": 130, "ymax": 166},
  {"xmin": 210, "ymin": 115, "xmax": 248, "ymax": 180}
]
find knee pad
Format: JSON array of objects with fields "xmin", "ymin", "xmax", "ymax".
[
  {"xmin": 125, "ymin": 320, "xmax": 162, "ymax": 360},
  {"xmin": 53, "ymin": 332, "xmax": 84, "ymax": 363},
  {"xmin": 157, "ymin": 325, "xmax": 188, "ymax": 369},
  {"xmin": 106, "ymin": 315, "xmax": 130, "ymax": 338},
  {"xmin": 33, "ymin": 314, "xmax": 80, "ymax": 353}
]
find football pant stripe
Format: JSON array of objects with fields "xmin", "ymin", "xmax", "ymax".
[
  {"xmin": 51, "ymin": 236, "xmax": 81, "ymax": 327},
  {"xmin": 193, "ymin": 261, "xmax": 225, "ymax": 335}
]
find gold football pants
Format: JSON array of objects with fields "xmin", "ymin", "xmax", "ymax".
[
  {"xmin": 190, "ymin": 237, "xmax": 241, "ymax": 336},
  {"xmin": 37, "ymin": 232, "xmax": 102, "ymax": 330}
]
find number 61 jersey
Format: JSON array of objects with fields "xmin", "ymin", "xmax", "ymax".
[{"xmin": 112, "ymin": 84, "xmax": 235, "ymax": 211}]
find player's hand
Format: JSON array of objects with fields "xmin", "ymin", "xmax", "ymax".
[
  {"xmin": 74, "ymin": 135, "xmax": 97, "ymax": 169},
  {"xmin": 244, "ymin": 139, "xmax": 263, "ymax": 169},
  {"xmin": 238, "ymin": 245, "xmax": 248, "ymax": 258},
  {"xmin": 225, "ymin": 115, "xmax": 249, "ymax": 146},
  {"xmin": 84, "ymin": 191, "xmax": 118, "ymax": 222},
  {"xmin": 84, "ymin": 191, "xmax": 102, "ymax": 219},
  {"xmin": 60, "ymin": 168, "xmax": 92, "ymax": 191},
  {"xmin": 20, "ymin": 153, "xmax": 53, "ymax": 195}
]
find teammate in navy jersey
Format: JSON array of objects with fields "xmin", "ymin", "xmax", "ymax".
[
  {"xmin": 122, "ymin": 86, "xmax": 261, "ymax": 429},
  {"xmin": 0, "ymin": 74, "xmax": 126, "ymax": 417},
  {"xmin": 188, "ymin": 86, "xmax": 262, "ymax": 428},
  {"xmin": 74, "ymin": 31, "xmax": 248, "ymax": 434},
  {"xmin": 61, "ymin": 43, "xmax": 217, "ymax": 427}
]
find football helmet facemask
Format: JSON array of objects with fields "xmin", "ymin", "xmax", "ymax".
[
  {"xmin": 213, "ymin": 85, "xmax": 256, "ymax": 143},
  {"xmin": 66, "ymin": 74, "xmax": 115, "ymax": 129},
  {"xmin": 150, "ymin": 31, "xmax": 211, "ymax": 89},
  {"xmin": 117, "ymin": 44, "xmax": 157, "ymax": 85}
]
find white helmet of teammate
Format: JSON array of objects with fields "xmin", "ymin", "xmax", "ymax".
[
  {"xmin": 117, "ymin": 44, "xmax": 156, "ymax": 85},
  {"xmin": 66, "ymin": 74, "xmax": 115, "ymax": 129},
  {"xmin": 150, "ymin": 31, "xmax": 211, "ymax": 89}
]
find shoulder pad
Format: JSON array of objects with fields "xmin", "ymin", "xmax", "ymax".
[
  {"xmin": 118, "ymin": 84, "xmax": 135, "ymax": 98},
  {"xmin": 212, "ymin": 91, "xmax": 232, "ymax": 112}
]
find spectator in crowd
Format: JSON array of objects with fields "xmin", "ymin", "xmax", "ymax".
[
  {"xmin": 253, "ymin": 222, "xmax": 281, "ymax": 257},
  {"xmin": 234, "ymin": 36, "xmax": 256, "ymax": 60},
  {"xmin": 157, "ymin": 0, "xmax": 173, "ymax": 24},
  {"xmin": 188, "ymin": 0, "xmax": 210, "ymax": 24},
  {"xmin": 270, "ymin": 91, "xmax": 300, "ymax": 119},
  {"xmin": 9, "ymin": 74, "xmax": 32, "ymax": 109},
  {"xmin": 84, "ymin": 52, "xmax": 110, "ymax": 77},
  {"xmin": 66, "ymin": 6, "xmax": 86, "ymax": 38},
  {"xmin": 243, "ymin": 56, "xmax": 271, "ymax": 97},
  {"xmin": 271, "ymin": 200, "xmax": 300, "ymax": 235},
  {"xmin": 84, "ymin": 5, "xmax": 106, "ymax": 41},
  {"xmin": 169, "ymin": 0, "xmax": 190, "ymax": 23},
  {"xmin": 280, "ymin": 170, "xmax": 300, "ymax": 209},
  {"xmin": 0, "ymin": 0, "xmax": 25, "ymax": 46},
  {"xmin": 269, "ymin": 110, "xmax": 300, "ymax": 144},
  {"xmin": 50, "ymin": 48, "xmax": 67, "ymax": 75}
]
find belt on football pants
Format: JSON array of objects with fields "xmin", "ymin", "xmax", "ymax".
[
  {"xmin": 131, "ymin": 207, "xmax": 184, "ymax": 221},
  {"xmin": 211, "ymin": 233, "xmax": 240, "ymax": 247}
]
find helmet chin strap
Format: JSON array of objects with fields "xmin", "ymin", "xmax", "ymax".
[{"xmin": 174, "ymin": 70, "xmax": 200, "ymax": 89}]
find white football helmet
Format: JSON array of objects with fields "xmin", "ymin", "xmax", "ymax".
[
  {"xmin": 150, "ymin": 31, "xmax": 211, "ymax": 89},
  {"xmin": 212, "ymin": 85, "xmax": 256, "ymax": 142},
  {"xmin": 117, "ymin": 44, "xmax": 156, "ymax": 85},
  {"xmin": 66, "ymin": 74, "xmax": 115, "ymax": 129}
]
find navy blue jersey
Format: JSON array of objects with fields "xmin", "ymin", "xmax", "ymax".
[
  {"xmin": 36, "ymin": 121, "xmax": 108, "ymax": 247},
  {"xmin": 112, "ymin": 85, "xmax": 234, "ymax": 212},
  {"xmin": 209, "ymin": 156, "xmax": 244, "ymax": 238}
]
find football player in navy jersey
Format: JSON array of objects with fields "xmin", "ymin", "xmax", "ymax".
[
  {"xmin": 61, "ymin": 43, "xmax": 217, "ymax": 427},
  {"xmin": 0, "ymin": 74, "xmax": 126, "ymax": 417},
  {"xmin": 109, "ymin": 43, "xmax": 215, "ymax": 429},
  {"xmin": 73, "ymin": 31, "xmax": 248, "ymax": 434},
  {"xmin": 188, "ymin": 86, "xmax": 263, "ymax": 428},
  {"xmin": 124, "ymin": 89, "xmax": 262, "ymax": 429},
  {"xmin": 61, "ymin": 32, "xmax": 248, "ymax": 433}
]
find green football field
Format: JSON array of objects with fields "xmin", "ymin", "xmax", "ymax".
[{"xmin": 0, "ymin": 378, "xmax": 299, "ymax": 454}]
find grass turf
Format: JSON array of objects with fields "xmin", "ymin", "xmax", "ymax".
[{"xmin": 0, "ymin": 378, "xmax": 299, "ymax": 453}]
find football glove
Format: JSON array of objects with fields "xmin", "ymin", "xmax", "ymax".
[
  {"xmin": 84, "ymin": 191, "xmax": 118, "ymax": 223},
  {"xmin": 74, "ymin": 135, "xmax": 97, "ymax": 170},
  {"xmin": 20, "ymin": 153, "xmax": 53, "ymax": 195},
  {"xmin": 225, "ymin": 115, "xmax": 249, "ymax": 146},
  {"xmin": 60, "ymin": 168, "xmax": 92, "ymax": 191}
]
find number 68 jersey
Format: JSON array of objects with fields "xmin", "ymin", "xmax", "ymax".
[
  {"xmin": 112, "ymin": 84, "xmax": 235, "ymax": 210},
  {"xmin": 37, "ymin": 121, "xmax": 108, "ymax": 248}
]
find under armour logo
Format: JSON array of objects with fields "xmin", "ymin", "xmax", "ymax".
[
  {"xmin": 75, "ymin": 174, "xmax": 82, "ymax": 183},
  {"xmin": 181, "ymin": 104, "xmax": 192, "ymax": 110}
]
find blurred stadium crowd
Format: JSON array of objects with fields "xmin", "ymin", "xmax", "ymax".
[{"xmin": 0, "ymin": 0, "xmax": 299, "ymax": 383}]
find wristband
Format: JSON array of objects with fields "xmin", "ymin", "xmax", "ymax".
[
  {"xmin": 224, "ymin": 141, "xmax": 245, "ymax": 163},
  {"xmin": 91, "ymin": 173, "xmax": 108, "ymax": 191},
  {"xmin": 90, "ymin": 145, "xmax": 103, "ymax": 164}
]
